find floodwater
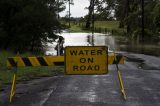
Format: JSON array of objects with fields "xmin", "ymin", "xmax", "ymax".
[{"xmin": 45, "ymin": 33, "xmax": 160, "ymax": 56}]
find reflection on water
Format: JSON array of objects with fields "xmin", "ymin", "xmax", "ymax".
[
  {"xmin": 45, "ymin": 33, "xmax": 108, "ymax": 55},
  {"xmin": 117, "ymin": 36, "xmax": 160, "ymax": 56},
  {"xmin": 45, "ymin": 33, "xmax": 160, "ymax": 56}
]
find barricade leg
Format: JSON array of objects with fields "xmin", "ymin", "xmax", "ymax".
[
  {"xmin": 113, "ymin": 52, "xmax": 127, "ymax": 100},
  {"xmin": 9, "ymin": 59, "xmax": 18, "ymax": 103},
  {"xmin": 117, "ymin": 70, "xmax": 127, "ymax": 100},
  {"xmin": 9, "ymin": 73, "xmax": 17, "ymax": 103}
]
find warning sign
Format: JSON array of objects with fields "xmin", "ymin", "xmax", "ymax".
[{"xmin": 65, "ymin": 46, "xmax": 108, "ymax": 75}]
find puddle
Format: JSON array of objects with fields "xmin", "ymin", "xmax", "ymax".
[
  {"xmin": 126, "ymin": 56, "xmax": 160, "ymax": 70},
  {"xmin": 125, "ymin": 57, "xmax": 144, "ymax": 63},
  {"xmin": 139, "ymin": 63, "xmax": 160, "ymax": 70}
]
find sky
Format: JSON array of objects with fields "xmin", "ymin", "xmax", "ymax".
[{"xmin": 60, "ymin": 0, "xmax": 89, "ymax": 17}]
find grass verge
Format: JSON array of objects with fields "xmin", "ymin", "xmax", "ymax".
[
  {"xmin": 94, "ymin": 21, "xmax": 120, "ymax": 29},
  {"xmin": 0, "ymin": 51, "xmax": 64, "ymax": 91},
  {"xmin": 66, "ymin": 21, "xmax": 126, "ymax": 35}
]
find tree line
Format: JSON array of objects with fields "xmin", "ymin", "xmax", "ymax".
[
  {"xmin": 0, "ymin": 0, "xmax": 67, "ymax": 53},
  {"xmin": 85, "ymin": 0, "xmax": 160, "ymax": 39},
  {"xmin": 0, "ymin": 0, "xmax": 160, "ymax": 53}
]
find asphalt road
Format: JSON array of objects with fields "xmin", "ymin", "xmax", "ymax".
[{"xmin": 1, "ymin": 52, "xmax": 160, "ymax": 106}]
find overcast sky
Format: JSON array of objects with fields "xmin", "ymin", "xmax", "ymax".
[{"xmin": 60, "ymin": 0, "xmax": 89, "ymax": 17}]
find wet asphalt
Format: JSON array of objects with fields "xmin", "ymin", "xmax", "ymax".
[{"xmin": 0, "ymin": 52, "xmax": 160, "ymax": 106}]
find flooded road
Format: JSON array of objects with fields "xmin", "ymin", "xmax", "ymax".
[
  {"xmin": 45, "ymin": 32, "xmax": 160, "ymax": 71},
  {"xmin": 1, "ymin": 33, "xmax": 160, "ymax": 106},
  {"xmin": 46, "ymin": 33, "xmax": 160, "ymax": 56}
]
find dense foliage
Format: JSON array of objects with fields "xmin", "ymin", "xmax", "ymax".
[
  {"xmin": 0, "ymin": 0, "xmax": 65, "ymax": 53},
  {"xmin": 115, "ymin": 0, "xmax": 160, "ymax": 38},
  {"xmin": 85, "ymin": 0, "xmax": 160, "ymax": 38}
]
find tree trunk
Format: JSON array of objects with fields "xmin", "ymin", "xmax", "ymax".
[
  {"xmin": 30, "ymin": 37, "xmax": 35, "ymax": 52},
  {"xmin": 126, "ymin": 0, "xmax": 130, "ymax": 33},
  {"xmin": 4, "ymin": 39, "xmax": 10, "ymax": 50},
  {"xmin": 4, "ymin": 25, "xmax": 12, "ymax": 50},
  {"xmin": 86, "ymin": 0, "xmax": 94, "ymax": 29}
]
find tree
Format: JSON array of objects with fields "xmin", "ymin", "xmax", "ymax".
[
  {"xmin": 85, "ymin": 0, "xmax": 116, "ymax": 28},
  {"xmin": 0, "ymin": 0, "xmax": 65, "ymax": 52},
  {"xmin": 153, "ymin": 1, "xmax": 160, "ymax": 34},
  {"xmin": 96, "ymin": 0, "xmax": 116, "ymax": 20},
  {"xmin": 114, "ymin": 0, "xmax": 160, "ymax": 38},
  {"xmin": 85, "ymin": 0, "xmax": 95, "ymax": 29}
]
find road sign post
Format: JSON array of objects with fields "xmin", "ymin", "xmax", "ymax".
[{"xmin": 65, "ymin": 46, "xmax": 108, "ymax": 75}]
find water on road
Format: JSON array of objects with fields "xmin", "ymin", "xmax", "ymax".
[
  {"xmin": 46, "ymin": 33, "xmax": 160, "ymax": 56},
  {"xmin": 1, "ymin": 33, "xmax": 160, "ymax": 106}
]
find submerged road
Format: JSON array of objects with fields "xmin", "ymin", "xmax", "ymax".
[{"xmin": 1, "ymin": 52, "xmax": 160, "ymax": 106}]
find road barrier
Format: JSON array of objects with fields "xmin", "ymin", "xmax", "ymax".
[
  {"xmin": 108, "ymin": 54, "xmax": 124, "ymax": 64},
  {"xmin": 7, "ymin": 55, "xmax": 124, "ymax": 67},
  {"xmin": 7, "ymin": 47, "xmax": 125, "ymax": 103},
  {"xmin": 7, "ymin": 56, "xmax": 64, "ymax": 67}
]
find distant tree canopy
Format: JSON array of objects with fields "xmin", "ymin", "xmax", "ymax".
[
  {"xmin": 85, "ymin": 0, "xmax": 160, "ymax": 37},
  {"xmin": 85, "ymin": 0, "xmax": 116, "ymax": 28},
  {"xmin": 115, "ymin": 0, "xmax": 160, "ymax": 37},
  {"xmin": 0, "ymin": 0, "xmax": 65, "ymax": 53}
]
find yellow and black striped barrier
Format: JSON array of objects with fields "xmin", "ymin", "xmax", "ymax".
[
  {"xmin": 7, "ymin": 56, "xmax": 64, "ymax": 67},
  {"xmin": 7, "ymin": 54, "xmax": 124, "ymax": 103},
  {"xmin": 108, "ymin": 54, "xmax": 124, "ymax": 64},
  {"xmin": 7, "ymin": 55, "xmax": 124, "ymax": 67}
]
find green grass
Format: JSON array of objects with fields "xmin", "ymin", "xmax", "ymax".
[
  {"xmin": 94, "ymin": 21, "xmax": 126, "ymax": 35},
  {"xmin": 0, "ymin": 51, "xmax": 64, "ymax": 91},
  {"xmin": 65, "ymin": 22, "xmax": 89, "ymax": 33},
  {"xmin": 66, "ymin": 21, "xmax": 126, "ymax": 35},
  {"xmin": 94, "ymin": 21, "xmax": 120, "ymax": 30},
  {"xmin": 69, "ymin": 24, "xmax": 85, "ymax": 32},
  {"xmin": 70, "ymin": 24, "xmax": 88, "ymax": 32}
]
